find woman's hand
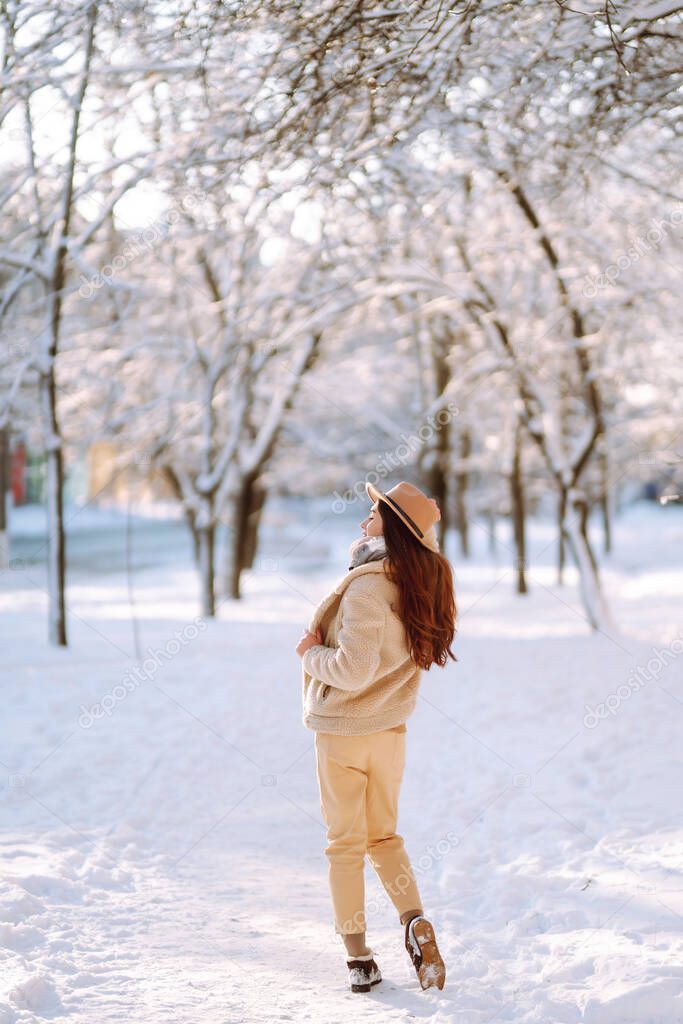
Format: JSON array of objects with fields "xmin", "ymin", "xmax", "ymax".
[{"xmin": 296, "ymin": 627, "xmax": 323, "ymax": 657}]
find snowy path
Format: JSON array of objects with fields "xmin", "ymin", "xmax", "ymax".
[{"xmin": 1, "ymin": 504, "xmax": 683, "ymax": 1023}]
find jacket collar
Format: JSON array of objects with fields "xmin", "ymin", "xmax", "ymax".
[
  {"xmin": 306, "ymin": 559, "xmax": 391, "ymax": 633},
  {"xmin": 333, "ymin": 558, "xmax": 390, "ymax": 595}
]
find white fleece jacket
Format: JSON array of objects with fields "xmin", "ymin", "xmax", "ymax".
[{"xmin": 301, "ymin": 557, "xmax": 422, "ymax": 736}]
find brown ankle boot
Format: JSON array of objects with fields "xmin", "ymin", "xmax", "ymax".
[
  {"xmin": 346, "ymin": 949, "xmax": 382, "ymax": 992},
  {"xmin": 404, "ymin": 915, "xmax": 446, "ymax": 990}
]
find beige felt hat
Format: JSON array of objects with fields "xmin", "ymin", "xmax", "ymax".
[{"xmin": 365, "ymin": 480, "xmax": 441, "ymax": 552}]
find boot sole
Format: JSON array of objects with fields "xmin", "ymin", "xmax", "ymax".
[{"xmin": 410, "ymin": 919, "xmax": 446, "ymax": 991}]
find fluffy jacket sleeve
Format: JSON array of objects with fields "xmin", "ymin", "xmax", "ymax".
[{"xmin": 302, "ymin": 579, "xmax": 386, "ymax": 692}]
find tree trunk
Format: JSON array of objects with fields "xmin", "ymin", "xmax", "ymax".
[
  {"xmin": 37, "ymin": 4, "xmax": 97, "ymax": 646},
  {"xmin": 497, "ymin": 173, "xmax": 610, "ymax": 624},
  {"xmin": 40, "ymin": 367, "xmax": 67, "ymax": 646},
  {"xmin": 162, "ymin": 466, "xmax": 202, "ymax": 567},
  {"xmin": 557, "ymin": 488, "xmax": 566, "ymax": 586},
  {"xmin": 563, "ymin": 495, "xmax": 612, "ymax": 631},
  {"xmin": 0, "ymin": 428, "xmax": 8, "ymax": 570},
  {"xmin": 426, "ymin": 321, "xmax": 452, "ymax": 553},
  {"xmin": 427, "ymin": 457, "xmax": 449, "ymax": 554},
  {"xmin": 454, "ymin": 429, "xmax": 471, "ymax": 557},
  {"xmin": 577, "ymin": 492, "xmax": 599, "ymax": 576},
  {"xmin": 221, "ymin": 472, "xmax": 271, "ymax": 597},
  {"xmin": 226, "ymin": 472, "xmax": 270, "ymax": 595},
  {"xmin": 186, "ymin": 509, "xmax": 200, "ymax": 567},
  {"xmin": 197, "ymin": 523, "xmax": 215, "ymax": 618},
  {"xmin": 599, "ymin": 444, "xmax": 612, "ymax": 554},
  {"xmin": 228, "ymin": 474, "xmax": 255, "ymax": 599},
  {"xmin": 243, "ymin": 476, "xmax": 268, "ymax": 570},
  {"xmin": 220, "ymin": 334, "xmax": 323, "ymax": 599},
  {"xmin": 510, "ymin": 422, "xmax": 528, "ymax": 594},
  {"xmin": 487, "ymin": 507, "xmax": 497, "ymax": 557}
]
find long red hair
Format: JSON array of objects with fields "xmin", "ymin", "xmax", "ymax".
[{"xmin": 378, "ymin": 499, "xmax": 457, "ymax": 670}]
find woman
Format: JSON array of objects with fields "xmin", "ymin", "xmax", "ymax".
[{"xmin": 295, "ymin": 480, "xmax": 457, "ymax": 994}]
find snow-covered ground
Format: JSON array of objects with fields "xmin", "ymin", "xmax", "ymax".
[{"xmin": 1, "ymin": 499, "xmax": 682, "ymax": 1023}]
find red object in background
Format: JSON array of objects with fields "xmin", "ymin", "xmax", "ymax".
[{"xmin": 11, "ymin": 440, "xmax": 26, "ymax": 504}]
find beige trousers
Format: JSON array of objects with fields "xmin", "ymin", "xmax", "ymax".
[{"xmin": 314, "ymin": 726, "xmax": 422, "ymax": 935}]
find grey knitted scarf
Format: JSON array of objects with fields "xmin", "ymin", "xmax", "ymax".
[{"xmin": 347, "ymin": 534, "xmax": 388, "ymax": 571}]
